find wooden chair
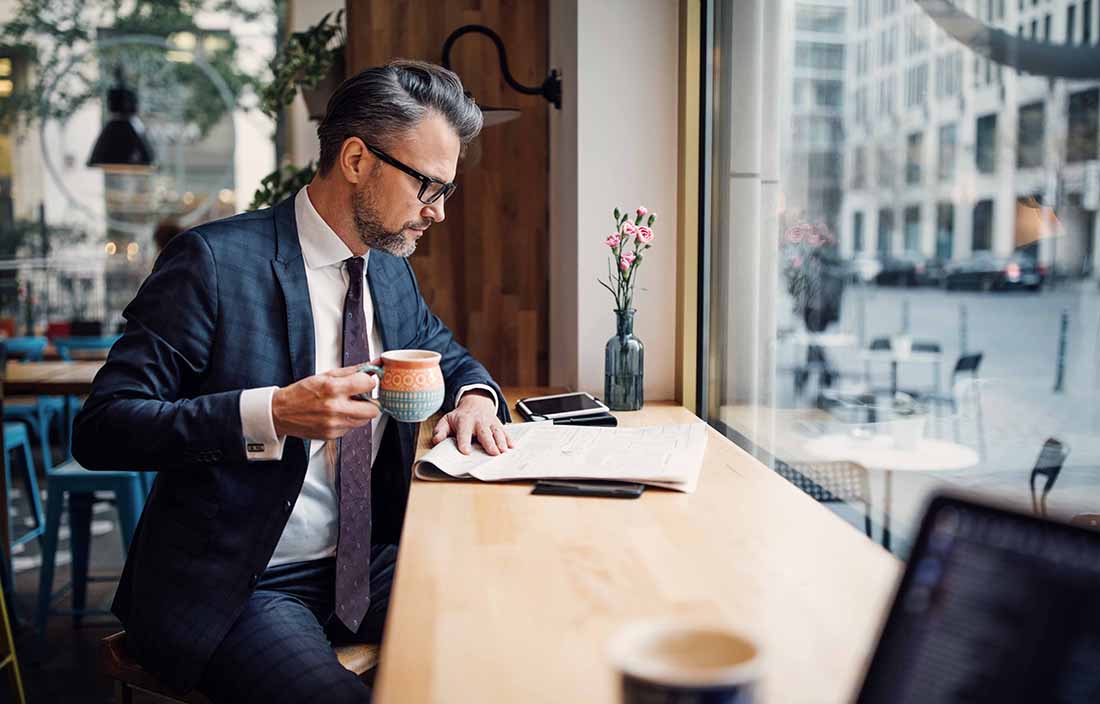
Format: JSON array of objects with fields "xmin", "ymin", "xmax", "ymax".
[{"xmin": 102, "ymin": 631, "xmax": 379, "ymax": 704}]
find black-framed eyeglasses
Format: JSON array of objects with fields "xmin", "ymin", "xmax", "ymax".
[{"xmin": 365, "ymin": 144, "xmax": 457, "ymax": 204}]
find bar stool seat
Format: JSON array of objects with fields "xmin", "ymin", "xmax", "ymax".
[{"xmin": 101, "ymin": 631, "xmax": 379, "ymax": 704}]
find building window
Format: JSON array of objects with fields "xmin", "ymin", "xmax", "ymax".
[
  {"xmin": 904, "ymin": 205, "xmax": 921, "ymax": 252},
  {"xmin": 973, "ymin": 199, "xmax": 994, "ymax": 251},
  {"xmin": 1068, "ymin": 88, "xmax": 1099, "ymax": 162},
  {"xmin": 851, "ymin": 146, "xmax": 866, "ymax": 189},
  {"xmin": 935, "ymin": 51, "xmax": 962, "ymax": 98},
  {"xmin": 796, "ymin": 42, "xmax": 845, "ymax": 70},
  {"xmin": 1017, "ymin": 102, "xmax": 1045, "ymax": 168},
  {"xmin": 815, "ymin": 80, "xmax": 843, "ymax": 108},
  {"xmin": 906, "ymin": 14, "xmax": 929, "ymax": 54},
  {"xmin": 877, "ymin": 144, "xmax": 896, "ymax": 189},
  {"xmin": 1044, "ymin": 14, "xmax": 1052, "ymax": 40},
  {"xmin": 1031, "ymin": 18, "xmax": 1039, "ymax": 38},
  {"xmin": 976, "ymin": 113, "xmax": 998, "ymax": 174},
  {"xmin": 853, "ymin": 211, "xmax": 865, "ymax": 252},
  {"xmin": 878, "ymin": 76, "xmax": 895, "ymax": 115},
  {"xmin": 938, "ymin": 123, "xmax": 957, "ymax": 182},
  {"xmin": 906, "ymin": 63, "xmax": 928, "ymax": 108},
  {"xmin": 795, "ymin": 4, "xmax": 847, "ymax": 34},
  {"xmin": 1068, "ymin": 4, "xmax": 1077, "ymax": 43},
  {"xmin": 878, "ymin": 208, "xmax": 895, "ymax": 255},
  {"xmin": 1084, "ymin": 0, "xmax": 1093, "ymax": 43},
  {"xmin": 936, "ymin": 203, "xmax": 955, "ymax": 260},
  {"xmin": 906, "ymin": 132, "xmax": 923, "ymax": 184}
]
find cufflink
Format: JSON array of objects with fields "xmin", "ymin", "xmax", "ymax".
[{"xmin": 247, "ymin": 443, "xmax": 265, "ymax": 453}]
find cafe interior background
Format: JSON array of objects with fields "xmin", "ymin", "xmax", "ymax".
[{"xmin": 0, "ymin": 0, "xmax": 1098, "ymax": 700}]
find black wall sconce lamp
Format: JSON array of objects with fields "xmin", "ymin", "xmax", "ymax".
[
  {"xmin": 442, "ymin": 24, "xmax": 562, "ymax": 127},
  {"xmin": 87, "ymin": 66, "xmax": 156, "ymax": 173}
]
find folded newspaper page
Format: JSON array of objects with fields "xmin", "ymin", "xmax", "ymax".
[{"xmin": 414, "ymin": 422, "xmax": 709, "ymax": 493}]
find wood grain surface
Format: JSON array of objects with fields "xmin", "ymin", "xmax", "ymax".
[
  {"xmin": 345, "ymin": 0, "xmax": 550, "ymax": 387},
  {"xmin": 4, "ymin": 361, "xmax": 103, "ymax": 396},
  {"xmin": 374, "ymin": 388, "xmax": 902, "ymax": 703}
]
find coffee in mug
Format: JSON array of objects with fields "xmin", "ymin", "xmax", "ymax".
[
  {"xmin": 609, "ymin": 621, "xmax": 761, "ymax": 703},
  {"xmin": 356, "ymin": 349, "xmax": 445, "ymax": 423}
]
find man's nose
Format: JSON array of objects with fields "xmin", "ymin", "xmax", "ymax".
[{"xmin": 422, "ymin": 199, "xmax": 445, "ymax": 224}]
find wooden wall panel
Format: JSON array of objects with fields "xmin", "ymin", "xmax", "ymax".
[{"xmin": 345, "ymin": 0, "xmax": 550, "ymax": 387}]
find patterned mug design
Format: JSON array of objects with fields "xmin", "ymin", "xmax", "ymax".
[{"xmin": 357, "ymin": 349, "xmax": 444, "ymax": 423}]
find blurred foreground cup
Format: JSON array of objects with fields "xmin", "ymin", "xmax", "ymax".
[{"xmin": 608, "ymin": 620, "xmax": 761, "ymax": 703}]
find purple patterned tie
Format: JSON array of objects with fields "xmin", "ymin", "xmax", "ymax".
[{"xmin": 335, "ymin": 255, "xmax": 373, "ymax": 632}]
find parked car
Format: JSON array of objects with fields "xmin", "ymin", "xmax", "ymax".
[
  {"xmin": 846, "ymin": 255, "xmax": 882, "ymax": 284},
  {"xmin": 943, "ymin": 253, "xmax": 1045, "ymax": 291},
  {"xmin": 874, "ymin": 251, "xmax": 946, "ymax": 287}
]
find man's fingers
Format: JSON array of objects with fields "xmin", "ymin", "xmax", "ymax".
[
  {"xmin": 491, "ymin": 425, "xmax": 510, "ymax": 453},
  {"xmin": 331, "ymin": 370, "xmax": 377, "ymax": 398},
  {"xmin": 432, "ymin": 416, "xmax": 451, "ymax": 445},
  {"xmin": 332, "ymin": 398, "xmax": 381, "ymax": 422},
  {"xmin": 328, "ymin": 364, "xmax": 367, "ymax": 377},
  {"xmin": 476, "ymin": 423, "xmax": 500, "ymax": 456},
  {"xmin": 454, "ymin": 415, "xmax": 475, "ymax": 454}
]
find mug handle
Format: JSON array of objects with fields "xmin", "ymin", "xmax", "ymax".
[{"xmin": 354, "ymin": 362, "xmax": 386, "ymax": 407}]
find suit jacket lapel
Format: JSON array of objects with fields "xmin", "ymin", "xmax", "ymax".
[
  {"xmin": 367, "ymin": 250, "xmax": 403, "ymax": 351},
  {"xmin": 271, "ymin": 196, "xmax": 316, "ymax": 383}
]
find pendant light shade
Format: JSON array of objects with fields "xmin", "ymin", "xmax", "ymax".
[{"xmin": 87, "ymin": 68, "xmax": 155, "ymax": 172}]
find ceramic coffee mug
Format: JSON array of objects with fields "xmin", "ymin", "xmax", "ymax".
[
  {"xmin": 356, "ymin": 349, "xmax": 445, "ymax": 423},
  {"xmin": 609, "ymin": 621, "xmax": 761, "ymax": 704}
]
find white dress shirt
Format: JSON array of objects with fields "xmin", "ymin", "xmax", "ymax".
[{"xmin": 240, "ymin": 186, "xmax": 496, "ymax": 568}]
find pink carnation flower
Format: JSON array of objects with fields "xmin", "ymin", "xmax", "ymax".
[
  {"xmin": 619, "ymin": 257, "xmax": 630, "ymax": 271},
  {"xmin": 622, "ymin": 251, "xmax": 637, "ymax": 265},
  {"xmin": 636, "ymin": 206, "xmax": 648, "ymax": 217},
  {"xmin": 621, "ymin": 222, "xmax": 638, "ymax": 237},
  {"xmin": 604, "ymin": 233, "xmax": 621, "ymax": 248},
  {"xmin": 636, "ymin": 226, "xmax": 654, "ymax": 244}
]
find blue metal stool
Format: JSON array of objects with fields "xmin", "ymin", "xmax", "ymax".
[
  {"xmin": 34, "ymin": 461, "xmax": 147, "ymax": 650},
  {"xmin": 3, "ymin": 422, "xmax": 46, "ymax": 575},
  {"xmin": 51, "ymin": 336, "xmax": 121, "ymax": 361},
  {"xmin": 4, "ymin": 337, "xmax": 62, "ymax": 472}
]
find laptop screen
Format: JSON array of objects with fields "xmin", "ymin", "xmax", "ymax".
[{"xmin": 857, "ymin": 494, "xmax": 1100, "ymax": 704}]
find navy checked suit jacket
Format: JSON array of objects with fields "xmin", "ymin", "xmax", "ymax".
[{"xmin": 71, "ymin": 196, "xmax": 509, "ymax": 692}]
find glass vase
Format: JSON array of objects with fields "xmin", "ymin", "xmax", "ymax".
[{"xmin": 604, "ymin": 308, "xmax": 644, "ymax": 411}]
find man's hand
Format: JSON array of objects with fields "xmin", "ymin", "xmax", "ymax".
[
  {"xmin": 272, "ymin": 365, "xmax": 380, "ymax": 439},
  {"xmin": 431, "ymin": 390, "xmax": 514, "ymax": 456}
]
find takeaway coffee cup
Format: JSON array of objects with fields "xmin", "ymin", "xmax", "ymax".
[
  {"xmin": 609, "ymin": 621, "xmax": 761, "ymax": 704},
  {"xmin": 356, "ymin": 350, "xmax": 444, "ymax": 423}
]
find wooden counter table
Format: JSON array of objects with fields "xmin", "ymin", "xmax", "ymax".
[{"xmin": 374, "ymin": 389, "xmax": 902, "ymax": 703}]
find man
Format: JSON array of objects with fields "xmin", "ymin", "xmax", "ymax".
[{"xmin": 72, "ymin": 60, "xmax": 512, "ymax": 703}]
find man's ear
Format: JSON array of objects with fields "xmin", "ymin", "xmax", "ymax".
[{"xmin": 339, "ymin": 137, "xmax": 369, "ymax": 185}]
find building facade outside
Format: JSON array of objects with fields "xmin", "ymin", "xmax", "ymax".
[{"xmin": 839, "ymin": 0, "xmax": 1100, "ymax": 278}]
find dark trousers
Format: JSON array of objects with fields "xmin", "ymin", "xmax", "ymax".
[{"xmin": 197, "ymin": 544, "xmax": 397, "ymax": 704}]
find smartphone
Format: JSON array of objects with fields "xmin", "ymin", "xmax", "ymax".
[
  {"xmin": 531, "ymin": 479, "xmax": 645, "ymax": 499},
  {"xmin": 516, "ymin": 392, "xmax": 610, "ymax": 421}
]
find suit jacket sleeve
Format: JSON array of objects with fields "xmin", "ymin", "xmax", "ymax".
[
  {"xmin": 403, "ymin": 259, "xmax": 511, "ymax": 424},
  {"xmin": 72, "ymin": 231, "xmax": 246, "ymax": 471}
]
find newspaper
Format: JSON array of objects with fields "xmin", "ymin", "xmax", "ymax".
[{"xmin": 413, "ymin": 422, "xmax": 709, "ymax": 493}]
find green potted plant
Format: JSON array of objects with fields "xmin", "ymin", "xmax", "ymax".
[
  {"xmin": 259, "ymin": 9, "xmax": 345, "ymax": 121},
  {"xmin": 248, "ymin": 160, "xmax": 316, "ymax": 211}
]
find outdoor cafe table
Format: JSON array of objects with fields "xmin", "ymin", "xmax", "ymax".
[
  {"xmin": 860, "ymin": 347, "xmax": 943, "ymax": 395},
  {"xmin": 374, "ymin": 388, "xmax": 902, "ymax": 703}
]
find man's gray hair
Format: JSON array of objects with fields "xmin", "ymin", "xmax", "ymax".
[{"xmin": 316, "ymin": 59, "xmax": 483, "ymax": 176}]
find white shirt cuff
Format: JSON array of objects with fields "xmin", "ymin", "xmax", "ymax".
[
  {"xmin": 455, "ymin": 384, "xmax": 499, "ymax": 414},
  {"xmin": 240, "ymin": 386, "xmax": 285, "ymax": 461}
]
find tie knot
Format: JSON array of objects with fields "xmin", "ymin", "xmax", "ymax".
[{"xmin": 345, "ymin": 256, "xmax": 365, "ymax": 279}]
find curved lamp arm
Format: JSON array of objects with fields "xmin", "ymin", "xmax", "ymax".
[
  {"xmin": 442, "ymin": 24, "xmax": 562, "ymax": 109},
  {"xmin": 916, "ymin": 0, "xmax": 1100, "ymax": 79}
]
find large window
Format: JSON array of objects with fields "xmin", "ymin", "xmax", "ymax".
[
  {"xmin": 796, "ymin": 4, "xmax": 847, "ymax": 33},
  {"xmin": 935, "ymin": 203, "xmax": 954, "ymax": 260},
  {"xmin": 1017, "ymin": 101, "xmax": 1045, "ymax": 169},
  {"xmin": 903, "ymin": 205, "xmax": 921, "ymax": 251},
  {"xmin": 906, "ymin": 132, "xmax": 923, "ymax": 185},
  {"xmin": 1068, "ymin": 88, "xmax": 1099, "ymax": 163},
  {"xmin": 972, "ymin": 199, "xmax": 994, "ymax": 251},
  {"xmin": 976, "ymin": 113, "xmax": 998, "ymax": 174},
  {"xmin": 702, "ymin": 0, "xmax": 1100, "ymax": 561},
  {"xmin": 796, "ymin": 41, "xmax": 845, "ymax": 69},
  {"xmin": 937, "ymin": 123, "xmax": 956, "ymax": 182}
]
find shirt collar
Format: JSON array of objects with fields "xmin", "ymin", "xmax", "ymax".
[{"xmin": 294, "ymin": 186, "xmax": 368, "ymax": 270}]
